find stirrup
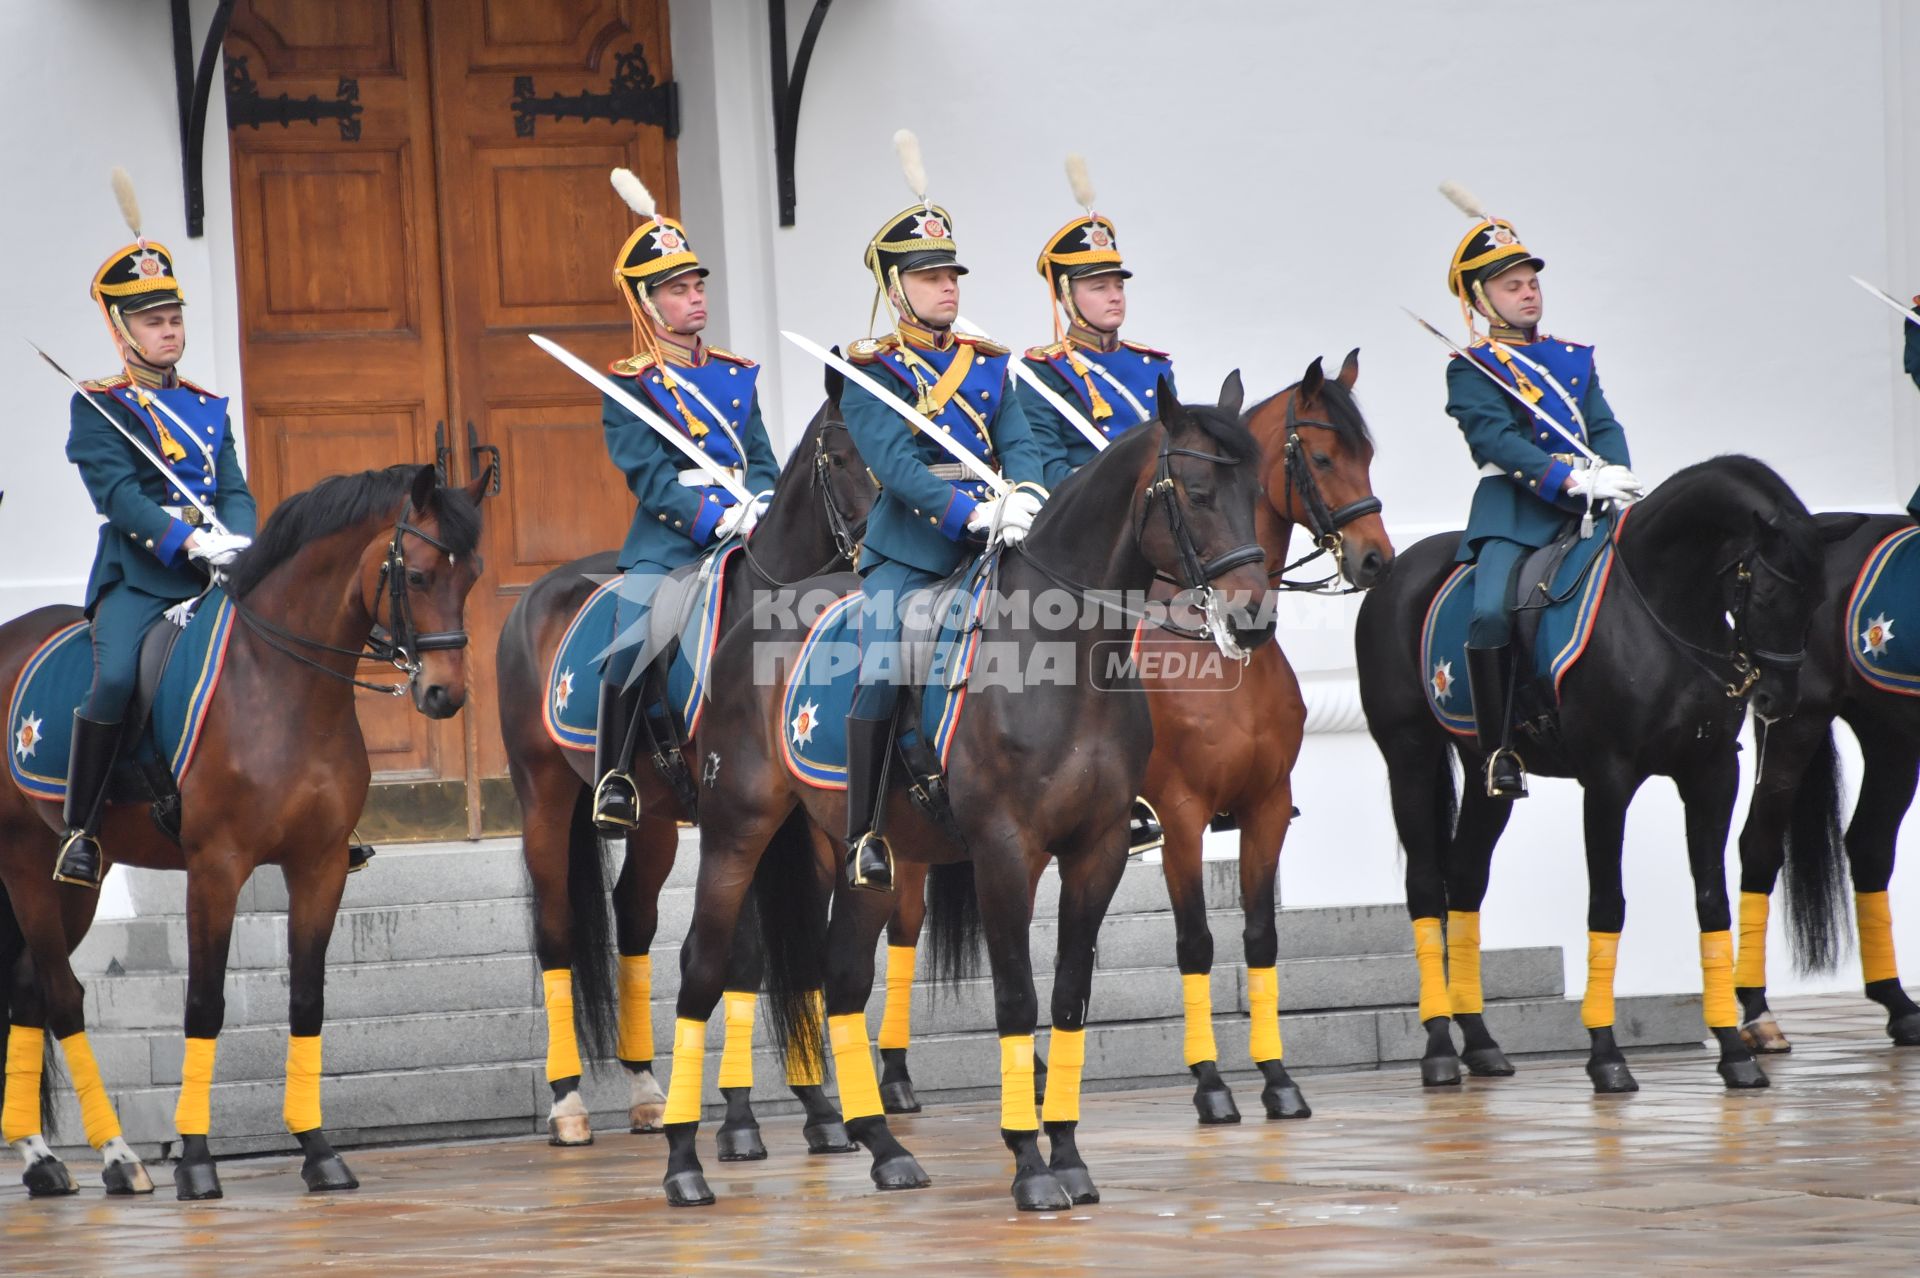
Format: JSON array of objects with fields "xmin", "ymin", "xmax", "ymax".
[
  {"xmin": 592, "ymin": 771, "xmax": 641, "ymax": 831},
  {"xmin": 52, "ymin": 830, "xmax": 104, "ymax": 889},
  {"xmin": 847, "ymin": 831, "xmax": 894, "ymax": 893},
  {"xmin": 1483, "ymin": 750, "xmax": 1528, "ymax": 800},
  {"xmin": 346, "ymin": 838, "xmax": 376, "ymax": 874},
  {"xmin": 1128, "ymin": 796, "xmax": 1165, "ymax": 856}
]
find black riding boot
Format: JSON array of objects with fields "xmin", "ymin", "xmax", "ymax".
[
  {"xmin": 1465, "ymin": 645, "xmax": 1526, "ymax": 799},
  {"xmin": 53, "ymin": 713, "xmax": 120, "ymax": 889},
  {"xmin": 845, "ymin": 714, "xmax": 895, "ymax": 893},
  {"xmin": 1128, "ymin": 796, "xmax": 1165, "ymax": 856},
  {"xmin": 592, "ymin": 677, "xmax": 642, "ymax": 831}
]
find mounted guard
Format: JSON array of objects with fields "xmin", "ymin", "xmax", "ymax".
[
  {"xmin": 591, "ymin": 168, "xmax": 780, "ymax": 831},
  {"xmin": 51, "ymin": 169, "xmax": 258, "ymax": 889},
  {"xmin": 1438, "ymin": 181, "xmax": 1642, "ymax": 799}
]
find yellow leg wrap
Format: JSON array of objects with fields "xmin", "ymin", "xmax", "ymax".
[
  {"xmin": 829, "ymin": 1012, "xmax": 883, "ymax": 1120},
  {"xmin": 2, "ymin": 1025, "xmax": 45, "ymax": 1143},
  {"xmin": 1734, "ymin": 891, "xmax": 1770, "ymax": 988},
  {"xmin": 1581, "ymin": 932, "xmax": 1621, "ymax": 1029},
  {"xmin": 1413, "ymin": 917, "xmax": 1451, "ymax": 1023},
  {"xmin": 616, "ymin": 954, "xmax": 654, "ymax": 1062},
  {"xmin": 1040, "ymin": 1028, "xmax": 1086, "ymax": 1124},
  {"xmin": 58, "ymin": 1031, "xmax": 124, "ymax": 1147},
  {"xmin": 175, "ymin": 1037, "xmax": 218, "ymax": 1137},
  {"xmin": 718, "ymin": 992, "xmax": 757, "ymax": 1090},
  {"xmin": 1859, "ymin": 890, "xmax": 1900, "ymax": 985},
  {"xmin": 541, "ymin": 968, "xmax": 584, "ymax": 1083},
  {"xmin": 1181, "ymin": 972, "xmax": 1218, "ymax": 1065},
  {"xmin": 1445, "ymin": 910, "xmax": 1484, "ymax": 1015},
  {"xmin": 283, "ymin": 1034, "xmax": 322, "ymax": 1135},
  {"xmin": 1246, "ymin": 966, "xmax": 1283, "ymax": 1063},
  {"xmin": 663, "ymin": 1018, "xmax": 708, "ymax": 1125},
  {"xmin": 785, "ymin": 990, "xmax": 826, "ymax": 1088},
  {"xmin": 999, "ymin": 1034, "xmax": 1038, "ymax": 1132},
  {"xmin": 877, "ymin": 945, "xmax": 917, "ymax": 1051},
  {"xmin": 1700, "ymin": 930, "xmax": 1737, "ymax": 1029}
]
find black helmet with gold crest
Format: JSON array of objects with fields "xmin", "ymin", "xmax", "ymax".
[
  {"xmin": 864, "ymin": 130, "xmax": 969, "ymax": 329},
  {"xmin": 1441, "ymin": 181, "xmax": 1545, "ymax": 335},
  {"xmin": 91, "ymin": 167, "xmax": 185, "ymax": 356},
  {"xmin": 1036, "ymin": 153, "xmax": 1131, "ymax": 336},
  {"xmin": 608, "ymin": 167, "xmax": 711, "ymax": 372}
]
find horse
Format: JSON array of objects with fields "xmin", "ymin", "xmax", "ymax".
[
  {"xmin": 662, "ymin": 372, "xmax": 1275, "ymax": 1212},
  {"xmin": 0, "ymin": 462, "xmax": 489, "ymax": 1200},
  {"xmin": 869, "ymin": 352, "xmax": 1396, "ymax": 1126},
  {"xmin": 1727, "ymin": 511, "xmax": 1920, "ymax": 1052},
  {"xmin": 1354, "ymin": 456, "xmax": 1824, "ymax": 1093},
  {"xmin": 494, "ymin": 382, "xmax": 873, "ymax": 1154}
]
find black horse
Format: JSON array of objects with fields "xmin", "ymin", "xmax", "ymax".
[
  {"xmin": 1356, "ymin": 456, "xmax": 1825, "ymax": 1093},
  {"xmin": 660, "ymin": 374, "xmax": 1274, "ymax": 1211}
]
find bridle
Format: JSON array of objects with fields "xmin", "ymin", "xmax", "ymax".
[
  {"xmin": 738, "ymin": 414, "xmax": 869, "ymax": 588},
  {"xmin": 1272, "ymin": 391, "xmax": 1383, "ymax": 594},
  {"xmin": 1610, "ymin": 542, "xmax": 1806, "ymax": 701},
  {"xmin": 229, "ymin": 512, "xmax": 468, "ymax": 697}
]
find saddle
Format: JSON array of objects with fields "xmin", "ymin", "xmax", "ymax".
[
  {"xmin": 890, "ymin": 555, "xmax": 1000, "ymax": 842},
  {"xmin": 624, "ymin": 554, "xmax": 731, "ymax": 815},
  {"xmin": 1506, "ymin": 519, "xmax": 1617, "ymax": 756},
  {"xmin": 119, "ymin": 614, "xmax": 191, "ymax": 840}
]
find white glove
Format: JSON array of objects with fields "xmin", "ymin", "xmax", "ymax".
[
  {"xmin": 1591, "ymin": 465, "xmax": 1645, "ymax": 504},
  {"xmin": 188, "ymin": 531, "xmax": 252, "ymax": 568},
  {"xmin": 967, "ymin": 491, "xmax": 1039, "ymax": 547},
  {"xmin": 715, "ymin": 495, "xmax": 768, "ymax": 541}
]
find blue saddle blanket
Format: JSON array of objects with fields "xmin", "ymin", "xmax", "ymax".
[
  {"xmin": 543, "ymin": 547, "xmax": 739, "ymax": 751},
  {"xmin": 1420, "ymin": 513, "xmax": 1624, "ymax": 737},
  {"xmin": 1847, "ymin": 525, "xmax": 1920, "ymax": 696},
  {"xmin": 8, "ymin": 596, "xmax": 237, "ymax": 802},
  {"xmin": 779, "ymin": 573, "xmax": 991, "ymax": 790}
]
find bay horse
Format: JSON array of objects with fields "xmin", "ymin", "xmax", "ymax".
[
  {"xmin": 1354, "ymin": 456, "xmax": 1824, "ymax": 1093},
  {"xmin": 0, "ymin": 462, "xmax": 489, "ymax": 1199},
  {"xmin": 495, "ymin": 384, "xmax": 872, "ymax": 1153},
  {"xmin": 1728, "ymin": 511, "xmax": 1920, "ymax": 1052},
  {"xmin": 870, "ymin": 353, "xmax": 1396, "ymax": 1127},
  {"xmin": 665, "ymin": 374, "xmax": 1274, "ymax": 1212}
]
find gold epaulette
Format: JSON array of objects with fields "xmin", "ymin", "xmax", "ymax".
[
  {"xmin": 176, "ymin": 375, "xmax": 219, "ymax": 397},
  {"xmin": 706, "ymin": 346, "xmax": 757, "ymax": 368},
  {"xmin": 609, "ymin": 352, "xmax": 658, "ymax": 377},
  {"xmin": 958, "ymin": 334, "xmax": 1008, "ymax": 357},
  {"xmin": 1119, "ymin": 339, "xmax": 1171, "ymax": 360},
  {"xmin": 847, "ymin": 335, "xmax": 898, "ymax": 365},
  {"xmin": 79, "ymin": 373, "xmax": 131, "ymax": 392},
  {"xmin": 1024, "ymin": 341, "xmax": 1069, "ymax": 362}
]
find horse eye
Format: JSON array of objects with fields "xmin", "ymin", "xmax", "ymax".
[
  {"xmin": 1188, "ymin": 490, "xmax": 1216, "ymax": 509},
  {"xmin": 406, "ymin": 569, "xmax": 428, "ymax": 589},
  {"xmin": 1313, "ymin": 453, "xmax": 1334, "ymax": 470}
]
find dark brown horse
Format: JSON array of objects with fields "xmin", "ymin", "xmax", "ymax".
[
  {"xmin": 663, "ymin": 374, "xmax": 1274, "ymax": 1212},
  {"xmin": 494, "ymin": 389, "xmax": 872, "ymax": 1154},
  {"xmin": 0, "ymin": 463, "xmax": 489, "ymax": 1199}
]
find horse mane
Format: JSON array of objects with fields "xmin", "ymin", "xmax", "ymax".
[
  {"xmin": 226, "ymin": 465, "xmax": 482, "ymax": 599},
  {"xmin": 1249, "ymin": 379, "xmax": 1374, "ymax": 452},
  {"xmin": 1634, "ymin": 454, "xmax": 1821, "ymax": 578}
]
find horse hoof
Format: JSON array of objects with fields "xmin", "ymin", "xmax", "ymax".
[
  {"xmin": 1420, "ymin": 1056, "xmax": 1463, "ymax": 1087},
  {"xmin": 1719, "ymin": 1058, "xmax": 1770, "ymax": 1090},
  {"xmin": 1262, "ymin": 1084, "xmax": 1312, "ymax": 1120},
  {"xmin": 871, "ymin": 1153, "xmax": 931, "ymax": 1191},
  {"xmin": 803, "ymin": 1120, "xmax": 857, "ymax": 1155},
  {"xmin": 715, "ymin": 1125, "xmax": 768, "ymax": 1162},
  {"xmin": 23, "ymin": 1156, "xmax": 78, "ymax": 1197},
  {"xmin": 663, "ymin": 1169, "xmax": 716, "ymax": 1207},
  {"xmin": 1587, "ymin": 1059, "xmax": 1639, "ymax": 1094},
  {"xmin": 1011, "ymin": 1167, "xmax": 1073, "ymax": 1212},
  {"xmin": 1193, "ymin": 1087, "xmax": 1241, "ymax": 1125},
  {"xmin": 1889, "ymin": 1012, "xmax": 1920, "ymax": 1047},
  {"xmin": 301, "ymin": 1152, "xmax": 360, "ymax": 1193},
  {"xmin": 174, "ymin": 1160, "xmax": 223, "ymax": 1201},
  {"xmin": 548, "ymin": 1114, "xmax": 594, "ymax": 1147},
  {"xmin": 630, "ymin": 1119, "xmax": 664, "ymax": 1135},
  {"xmin": 1740, "ymin": 1018, "xmax": 1793, "ymax": 1054},
  {"xmin": 1463, "ymin": 1047, "xmax": 1515, "ymax": 1077},
  {"xmin": 880, "ymin": 1079, "xmax": 923, "ymax": 1114},
  {"xmin": 1052, "ymin": 1164, "xmax": 1100, "ymax": 1205},
  {"xmin": 102, "ymin": 1159, "xmax": 154, "ymax": 1196}
]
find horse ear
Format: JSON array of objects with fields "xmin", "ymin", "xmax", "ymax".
[
  {"xmin": 409, "ymin": 463, "xmax": 437, "ymax": 513},
  {"xmin": 463, "ymin": 464, "xmax": 496, "ymax": 503},
  {"xmin": 1216, "ymin": 369, "xmax": 1245, "ymax": 418},
  {"xmin": 1155, "ymin": 373, "xmax": 1183, "ymax": 425},
  {"xmin": 1817, "ymin": 511, "xmax": 1870, "ymax": 543},
  {"xmin": 1338, "ymin": 348, "xmax": 1360, "ymax": 390},
  {"xmin": 825, "ymin": 344, "xmax": 845, "ymax": 404},
  {"xmin": 1299, "ymin": 356, "xmax": 1326, "ymax": 401}
]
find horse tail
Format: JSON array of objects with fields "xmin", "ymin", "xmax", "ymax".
[
  {"xmin": 925, "ymin": 862, "xmax": 983, "ymax": 992},
  {"xmin": 752, "ymin": 809, "xmax": 829, "ymax": 1080},
  {"xmin": 564, "ymin": 787, "xmax": 619, "ymax": 1062},
  {"xmin": 0, "ymin": 884, "xmax": 58, "ymax": 1139},
  {"xmin": 1784, "ymin": 726, "xmax": 1851, "ymax": 974},
  {"xmin": 1431, "ymin": 745, "xmax": 1460, "ymax": 872}
]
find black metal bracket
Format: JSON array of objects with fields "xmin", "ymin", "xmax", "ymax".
[
  {"xmin": 169, "ymin": 0, "xmax": 238, "ymax": 238},
  {"xmin": 466, "ymin": 422, "xmax": 502, "ymax": 495},
  {"xmin": 225, "ymin": 58, "xmax": 364, "ymax": 140},
  {"xmin": 511, "ymin": 42, "xmax": 678, "ymax": 139},
  {"xmin": 769, "ymin": 0, "xmax": 833, "ymax": 227}
]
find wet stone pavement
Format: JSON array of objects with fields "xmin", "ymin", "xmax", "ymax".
[{"xmin": 8, "ymin": 993, "xmax": 1920, "ymax": 1275}]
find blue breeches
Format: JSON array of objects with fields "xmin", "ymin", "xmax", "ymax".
[
  {"xmin": 850, "ymin": 558, "xmax": 941, "ymax": 721},
  {"xmin": 1467, "ymin": 538, "xmax": 1527, "ymax": 649},
  {"xmin": 84, "ymin": 585, "xmax": 172, "ymax": 721}
]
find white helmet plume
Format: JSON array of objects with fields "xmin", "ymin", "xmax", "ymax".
[
  {"xmin": 111, "ymin": 166, "xmax": 143, "ymax": 244},
  {"xmin": 893, "ymin": 129, "xmax": 928, "ymax": 207},
  {"xmin": 610, "ymin": 167, "xmax": 657, "ymax": 221},
  {"xmin": 1065, "ymin": 153, "xmax": 1096, "ymax": 212},
  {"xmin": 1438, "ymin": 179, "xmax": 1490, "ymax": 222}
]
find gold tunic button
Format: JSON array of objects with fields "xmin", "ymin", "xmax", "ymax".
[
  {"xmin": 674, "ymin": 520, "xmax": 684, "ymax": 528},
  {"xmin": 1565, "ymin": 345, "xmax": 1575, "ymax": 352},
  {"xmin": 198, "ymin": 395, "xmax": 207, "ymax": 404},
  {"xmin": 657, "ymin": 514, "xmax": 666, "ymax": 522},
  {"xmin": 731, "ymin": 399, "xmax": 740, "ymax": 408},
  {"xmin": 1146, "ymin": 389, "xmax": 1155, "ymax": 398},
  {"xmin": 1512, "ymin": 471, "xmax": 1523, "ymax": 480},
  {"xmin": 979, "ymin": 390, "xmax": 989, "ymax": 399},
  {"xmin": 930, "ymin": 517, "xmax": 938, "ymax": 525},
  {"xmin": 975, "ymin": 356, "xmax": 985, "ymax": 366},
  {"xmin": 729, "ymin": 367, "xmax": 738, "ymax": 375},
  {"xmin": 145, "ymin": 538, "xmax": 154, "ymax": 548}
]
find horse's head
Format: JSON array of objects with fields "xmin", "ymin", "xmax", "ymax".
[
  {"xmin": 1733, "ymin": 505, "xmax": 1823, "ymax": 722},
  {"xmin": 1250, "ymin": 350, "xmax": 1394, "ymax": 590},
  {"xmin": 811, "ymin": 354, "xmax": 877, "ymax": 561},
  {"xmin": 365, "ymin": 463, "xmax": 491, "ymax": 719},
  {"xmin": 1135, "ymin": 371, "xmax": 1275, "ymax": 654}
]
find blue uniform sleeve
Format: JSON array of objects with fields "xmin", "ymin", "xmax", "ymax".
[
  {"xmin": 990, "ymin": 374, "xmax": 1045, "ymax": 490},
  {"xmin": 66, "ymin": 391, "xmax": 192, "ymax": 567},
  {"xmin": 1581, "ymin": 369, "xmax": 1631, "ymax": 469},
  {"xmin": 1904, "ymin": 306, "xmax": 1920, "ymax": 393},
  {"xmin": 212, "ymin": 415, "xmax": 258, "ymax": 537},
  {"xmin": 842, "ymin": 373, "xmax": 979, "ymax": 539},
  {"xmin": 1445, "ymin": 359, "xmax": 1573, "ymax": 507},
  {"xmin": 1015, "ymin": 359, "xmax": 1082, "ymax": 491},
  {"xmin": 740, "ymin": 397, "xmax": 781, "ymax": 497},
  {"xmin": 603, "ymin": 388, "xmax": 736, "ymax": 551}
]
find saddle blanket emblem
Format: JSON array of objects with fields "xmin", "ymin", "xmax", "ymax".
[
  {"xmin": 1846, "ymin": 525, "xmax": 1920, "ymax": 696},
  {"xmin": 779, "ymin": 573, "xmax": 992, "ymax": 790},
  {"xmin": 8, "ymin": 597, "xmax": 236, "ymax": 801},
  {"xmin": 543, "ymin": 546, "xmax": 738, "ymax": 751},
  {"xmin": 1419, "ymin": 516, "xmax": 1624, "ymax": 737}
]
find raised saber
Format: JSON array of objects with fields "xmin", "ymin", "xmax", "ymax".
[
  {"xmin": 529, "ymin": 333, "xmax": 755, "ymax": 505},
  {"xmin": 780, "ymin": 330, "xmax": 1011, "ymax": 497},
  {"xmin": 28, "ymin": 340, "xmax": 232, "ymax": 536},
  {"xmin": 956, "ymin": 315, "xmax": 1110, "ymax": 454},
  {"xmin": 1401, "ymin": 309, "xmax": 1601, "ymax": 465},
  {"xmin": 1850, "ymin": 276, "xmax": 1920, "ymax": 329}
]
